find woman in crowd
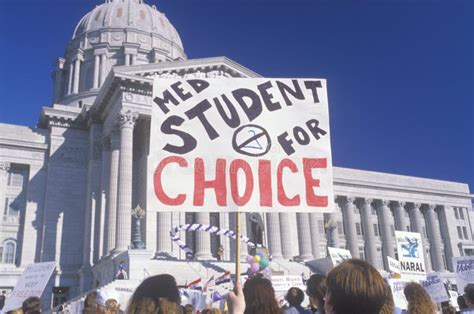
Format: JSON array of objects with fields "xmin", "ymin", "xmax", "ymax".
[
  {"xmin": 83, "ymin": 291, "xmax": 98, "ymax": 314},
  {"xmin": 284, "ymin": 287, "xmax": 311, "ymax": 314},
  {"xmin": 403, "ymin": 282, "xmax": 437, "ymax": 314},
  {"xmin": 96, "ymin": 290, "xmax": 121, "ymax": 314},
  {"xmin": 242, "ymin": 275, "xmax": 281, "ymax": 314},
  {"xmin": 126, "ymin": 274, "xmax": 181, "ymax": 314},
  {"xmin": 22, "ymin": 296, "xmax": 42, "ymax": 314},
  {"xmin": 306, "ymin": 274, "xmax": 326, "ymax": 314},
  {"xmin": 324, "ymin": 259, "xmax": 390, "ymax": 314}
]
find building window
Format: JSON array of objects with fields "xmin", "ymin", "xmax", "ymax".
[
  {"xmin": 320, "ymin": 245, "xmax": 327, "ymax": 258},
  {"xmin": 4, "ymin": 198, "xmax": 20, "ymax": 217},
  {"xmin": 7, "ymin": 169, "xmax": 25, "ymax": 187},
  {"xmin": 337, "ymin": 221, "xmax": 344, "ymax": 235},
  {"xmin": 454, "ymin": 208, "xmax": 459, "ymax": 220},
  {"xmin": 373, "ymin": 224, "xmax": 379, "ymax": 237},
  {"xmin": 458, "ymin": 226, "xmax": 463, "ymax": 240},
  {"xmin": 463, "ymin": 227, "xmax": 469, "ymax": 240},
  {"xmin": 356, "ymin": 222, "xmax": 362, "ymax": 236},
  {"xmin": 390, "ymin": 225, "xmax": 395, "ymax": 237},
  {"xmin": 460, "ymin": 208, "xmax": 465, "ymax": 220},
  {"xmin": 1, "ymin": 240, "xmax": 16, "ymax": 264},
  {"xmin": 359, "ymin": 246, "xmax": 365, "ymax": 260},
  {"xmin": 406, "ymin": 225, "xmax": 411, "ymax": 232}
]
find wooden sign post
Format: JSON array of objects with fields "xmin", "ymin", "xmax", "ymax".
[{"xmin": 235, "ymin": 211, "xmax": 241, "ymax": 283}]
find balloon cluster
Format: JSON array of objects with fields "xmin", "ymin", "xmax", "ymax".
[{"xmin": 246, "ymin": 253, "xmax": 271, "ymax": 278}]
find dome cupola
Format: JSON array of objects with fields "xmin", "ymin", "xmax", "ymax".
[{"xmin": 51, "ymin": 0, "xmax": 186, "ymax": 107}]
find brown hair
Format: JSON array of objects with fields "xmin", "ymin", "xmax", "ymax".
[
  {"xmin": 325, "ymin": 259, "xmax": 387, "ymax": 314},
  {"xmin": 83, "ymin": 291, "xmax": 98, "ymax": 314},
  {"xmin": 126, "ymin": 297, "xmax": 158, "ymax": 314},
  {"xmin": 6, "ymin": 309, "xmax": 23, "ymax": 314},
  {"xmin": 183, "ymin": 304, "xmax": 194, "ymax": 314},
  {"xmin": 403, "ymin": 282, "xmax": 437, "ymax": 314},
  {"xmin": 22, "ymin": 296, "xmax": 42, "ymax": 313},
  {"xmin": 158, "ymin": 298, "xmax": 180, "ymax": 314},
  {"xmin": 243, "ymin": 276, "xmax": 281, "ymax": 314},
  {"xmin": 306, "ymin": 273, "xmax": 326, "ymax": 313},
  {"xmin": 286, "ymin": 287, "xmax": 305, "ymax": 307}
]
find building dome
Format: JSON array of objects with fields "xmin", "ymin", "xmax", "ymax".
[
  {"xmin": 72, "ymin": 0, "xmax": 184, "ymax": 52},
  {"xmin": 52, "ymin": 0, "xmax": 186, "ymax": 107}
]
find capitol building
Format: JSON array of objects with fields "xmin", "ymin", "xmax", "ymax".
[{"xmin": 0, "ymin": 0, "xmax": 472, "ymax": 308}]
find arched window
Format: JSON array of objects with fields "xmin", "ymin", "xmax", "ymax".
[{"xmin": 2, "ymin": 240, "xmax": 16, "ymax": 264}]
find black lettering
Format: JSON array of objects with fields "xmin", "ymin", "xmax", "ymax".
[
  {"xmin": 160, "ymin": 115, "xmax": 197, "ymax": 154},
  {"xmin": 304, "ymin": 80, "xmax": 323, "ymax": 103},
  {"xmin": 306, "ymin": 119, "xmax": 327, "ymax": 140},
  {"xmin": 171, "ymin": 81, "xmax": 192, "ymax": 101},
  {"xmin": 277, "ymin": 132, "xmax": 295, "ymax": 156},
  {"xmin": 187, "ymin": 79, "xmax": 210, "ymax": 94},
  {"xmin": 153, "ymin": 90, "xmax": 179, "ymax": 114},
  {"xmin": 257, "ymin": 81, "xmax": 281, "ymax": 111},
  {"xmin": 293, "ymin": 126, "xmax": 310, "ymax": 145},
  {"xmin": 214, "ymin": 94, "xmax": 241, "ymax": 128},
  {"xmin": 276, "ymin": 80, "xmax": 304, "ymax": 106},
  {"xmin": 185, "ymin": 99, "xmax": 219, "ymax": 140},
  {"xmin": 232, "ymin": 88, "xmax": 263, "ymax": 122}
]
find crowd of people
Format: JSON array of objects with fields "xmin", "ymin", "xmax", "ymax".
[{"xmin": 3, "ymin": 258, "xmax": 474, "ymax": 314}]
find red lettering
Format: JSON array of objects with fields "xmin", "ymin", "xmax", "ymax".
[
  {"xmin": 154, "ymin": 156, "xmax": 187, "ymax": 205},
  {"xmin": 258, "ymin": 160, "xmax": 272, "ymax": 207},
  {"xmin": 229, "ymin": 159, "xmax": 254, "ymax": 206},
  {"xmin": 277, "ymin": 159, "xmax": 300, "ymax": 206},
  {"xmin": 303, "ymin": 158, "xmax": 328, "ymax": 207},
  {"xmin": 193, "ymin": 158, "xmax": 227, "ymax": 206}
]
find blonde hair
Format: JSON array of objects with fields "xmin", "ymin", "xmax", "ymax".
[
  {"xmin": 105, "ymin": 299, "xmax": 121, "ymax": 314},
  {"xmin": 6, "ymin": 309, "xmax": 24, "ymax": 314}
]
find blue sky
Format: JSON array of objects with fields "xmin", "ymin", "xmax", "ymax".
[{"xmin": 0, "ymin": 0, "xmax": 472, "ymax": 190}]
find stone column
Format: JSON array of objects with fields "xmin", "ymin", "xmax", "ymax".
[
  {"xmin": 73, "ymin": 58, "xmax": 81, "ymax": 94},
  {"xmin": 52, "ymin": 58, "xmax": 65, "ymax": 103},
  {"xmin": 100, "ymin": 54, "xmax": 107, "ymax": 86},
  {"xmin": 393, "ymin": 201, "xmax": 406, "ymax": 231},
  {"xmin": 67, "ymin": 62, "xmax": 74, "ymax": 95},
  {"xmin": 297, "ymin": 213, "xmax": 314, "ymax": 260},
  {"xmin": 104, "ymin": 130, "xmax": 120, "ymax": 254},
  {"xmin": 360, "ymin": 198, "xmax": 377, "ymax": 265},
  {"xmin": 266, "ymin": 213, "xmax": 283, "ymax": 259},
  {"xmin": 125, "ymin": 54, "xmax": 131, "ymax": 66},
  {"xmin": 342, "ymin": 197, "xmax": 359, "ymax": 257},
  {"xmin": 309, "ymin": 213, "xmax": 323, "ymax": 259},
  {"xmin": 156, "ymin": 212, "xmax": 172, "ymax": 255},
  {"xmin": 132, "ymin": 54, "xmax": 137, "ymax": 65},
  {"xmin": 0, "ymin": 162, "xmax": 10, "ymax": 220},
  {"xmin": 280, "ymin": 212, "xmax": 293, "ymax": 259},
  {"xmin": 426, "ymin": 204, "xmax": 445, "ymax": 271},
  {"xmin": 115, "ymin": 111, "xmax": 138, "ymax": 252},
  {"xmin": 98, "ymin": 138, "xmax": 110, "ymax": 258},
  {"xmin": 410, "ymin": 203, "xmax": 431, "ymax": 272},
  {"xmin": 195, "ymin": 212, "xmax": 213, "ymax": 260},
  {"xmin": 93, "ymin": 55, "xmax": 100, "ymax": 89},
  {"xmin": 377, "ymin": 200, "xmax": 395, "ymax": 267}
]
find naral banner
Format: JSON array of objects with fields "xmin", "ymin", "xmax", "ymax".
[{"xmin": 148, "ymin": 78, "xmax": 334, "ymax": 212}]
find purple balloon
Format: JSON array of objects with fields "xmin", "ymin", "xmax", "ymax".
[
  {"xmin": 250, "ymin": 262, "xmax": 260, "ymax": 273},
  {"xmin": 246, "ymin": 255, "xmax": 254, "ymax": 264}
]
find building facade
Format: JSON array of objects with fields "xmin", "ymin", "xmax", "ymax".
[{"xmin": 0, "ymin": 0, "xmax": 472, "ymax": 307}]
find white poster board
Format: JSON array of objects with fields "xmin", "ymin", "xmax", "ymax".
[
  {"xmin": 387, "ymin": 255, "xmax": 401, "ymax": 277},
  {"xmin": 421, "ymin": 272, "xmax": 449, "ymax": 304},
  {"xmin": 149, "ymin": 78, "xmax": 333, "ymax": 213},
  {"xmin": 2, "ymin": 262, "xmax": 56, "ymax": 313},
  {"xmin": 395, "ymin": 231, "xmax": 426, "ymax": 280},
  {"xmin": 387, "ymin": 279, "xmax": 410, "ymax": 310},
  {"xmin": 453, "ymin": 256, "xmax": 474, "ymax": 293},
  {"xmin": 328, "ymin": 247, "xmax": 352, "ymax": 267}
]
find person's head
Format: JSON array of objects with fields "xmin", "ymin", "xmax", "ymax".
[
  {"xmin": 22, "ymin": 296, "xmax": 42, "ymax": 313},
  {"xmin": 6, "ymin": 309, "xmax": 23, "ymax": 314},
  {"xmin": 403, "ymin": 282, "xmax": 436, "ymax": 314},
  {"xmin": 464, "ymin": 284, "xmax": 474, "ymax": 308},
  {"xmin": 202, "ymin": 309, "xmax": 221, "ymax": 314},
  {"xmin": 324, "ymin": 259, "xmax": 387, "ymax": 314},
  {"xmin": 458, "ymin": 294, "xmax": 468, "ymax": 310},
  {"xmin": 127, "ymin": 274, "xmax": 180, "ymax": 314},
  {"xmin": 183, "ymin": 304, "xmax": 194, "ymax": 314},
  {"xmin": 286, "ymin": 287, "xmax": 305, "ymax": 307},
  {"xmin": 157, "ymin": 298, "xmax": 180, "ymax": 314},
  {"xmin": 83, "ymin": 291, "xmax": 98, "ymax": 313},
  {"xmin": 2, "ymin": 290, "xmax": 6, "ymax": 295},
  {"xmin": 243, "ymin": 275, "xmax": 280, "ymax": 314},
  {"xmin": 96, "ymin": 290, "xmax": 120, "ymax": 314},
  {"xmin": 306, "ymin": 273, "xmax": 326, "ymax": 312},
  {"xmin": 378, "ymin": 284, "xmax": 394, "ymax": 314}
]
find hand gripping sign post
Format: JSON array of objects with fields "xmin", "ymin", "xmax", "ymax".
[
  {"xmin": 395, "ymin": 231, "xmax": 427, "ymax": 280},
  {"xmin": 149, "ymin": 78, "xmax": 334, "ymax": 281},
  {"xmin": 2, "ymin": 262, "xmax": 56, "ymax": 313}
]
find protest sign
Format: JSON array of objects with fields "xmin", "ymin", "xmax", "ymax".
[
  {"xmin": 2, "ymin": 262, "xmax": 56, "ymax": 313},
  {"xmin": 388, "ymin": 279, "xmax": 410, "ymax": 310},
  {"xmin": 421, "ymin": 272, "xmax": 449, "ymax": 303},
  {"xmin": 148, "ymin": 78, "xmax": 333, "ymax": 213},
  {"xmin": 328, "ymin": 247, "xmax": 352, "ymax": 267},
  {"xmin": 271, "ymin": 275, "xmax": 306, "ymax": 292},
  {"xmin": 387, "ymin": 255, "xmax": 401, "ymax": 278},
  {"xmin": 453, "ymin": 256, "xmax": 474, "ymax": 293},
  {"xmin": 395, "ymin": 231, "xmax": 426, "ymax": 280}
]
